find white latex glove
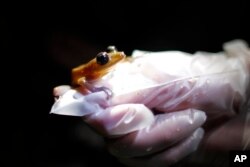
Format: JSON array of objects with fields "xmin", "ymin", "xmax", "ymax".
[
  {"xmin": 51, "ymin": 40, "xmax": 250, "ymax": 167},
  {"xmin": 52, "ymin": 87, "xmax": 206, "ymax": 166}
]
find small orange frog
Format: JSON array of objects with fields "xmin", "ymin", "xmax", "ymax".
[{"xmin": 71, "ymin": 46, "xmax": 126, "ymax": 93}]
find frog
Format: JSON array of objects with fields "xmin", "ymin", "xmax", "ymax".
[{"xmin": 70, "ymin": 46, "xmax": 126, "ymax": 95}]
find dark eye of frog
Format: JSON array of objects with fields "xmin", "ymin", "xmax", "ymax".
[
  {"xmin": 106, "ymin": 46, "xmax": 117, "ymax": 53},
  {"xmin": 96, "ymin": 52, "xmax": 109, "ymax": 65}
]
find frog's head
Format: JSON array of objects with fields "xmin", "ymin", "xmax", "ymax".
[{"xmin": 72, "ymin": 46, "xmax": 126, "ymax": 86}]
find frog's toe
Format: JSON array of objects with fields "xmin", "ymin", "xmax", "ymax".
[{"xmin": 92, "ymin": 87, "xmax": 113, "ymax": 99}]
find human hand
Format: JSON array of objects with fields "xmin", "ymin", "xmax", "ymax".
[
  {"xmin": 52, "ymin": 86, "xmax": 207, "ymax": 167},
  {"xmin": 51, "ymin": 40, "xmax": 250, "ymax": 166},
  {"xmin": 88, "ymin": 109, "xmax": 206, "ymax": 167}
]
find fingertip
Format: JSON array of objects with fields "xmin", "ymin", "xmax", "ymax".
[
  {"xmin": 189, "ymin": 108, "xmax": 207, "ymax": 125},
  {"xmin": 194, "ymin": 109, "xmax": 207, "ymax": 121},
  {"xmin": 53, "ymin": 85, "xmax": 71, "ymax": 96}
]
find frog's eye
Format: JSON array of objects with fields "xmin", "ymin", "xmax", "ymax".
[
  {"xmin": 96, "ymin": 52, "xmax": 109, "ymax": 65},
  {"xmin": 106, "ymin": 46, "xmax": 117, "ymax": 53}
]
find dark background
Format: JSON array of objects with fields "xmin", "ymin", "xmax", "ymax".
[{"xmin": 4, "ymin": 1, "xmax": 250, "ymax": 167}]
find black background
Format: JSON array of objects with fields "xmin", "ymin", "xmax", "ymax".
[{"xmin": 4, "ymin": 1, "xmax": 250, "ymax": 167}]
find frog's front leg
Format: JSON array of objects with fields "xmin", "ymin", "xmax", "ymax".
[
  {"xmin": 91, "ymin": 86, "xmax": 113, "ymax": 99},
  {"xmin": 82, "ymin": 80, "xmax": 113, "ymax": 99}
]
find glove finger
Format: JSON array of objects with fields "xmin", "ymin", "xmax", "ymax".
[
  {"xmin": 85, "ymin": 104, "xmax": 154, "ymax": 136},
  {"xmin": 53, "ymin": 85, "xmax": 71, "ymax": 97},
  {"xmin": 119, "ymin": 128, "xmax": 204, "ymax": 167},
  {"xmin": 108, "ymin": 109, "xmax": 206, "ymax": 157}
]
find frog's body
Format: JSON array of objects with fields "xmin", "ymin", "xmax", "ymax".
[{"xmin": 72, "ymin": 48, "xmax": 126, "ymax": 87}]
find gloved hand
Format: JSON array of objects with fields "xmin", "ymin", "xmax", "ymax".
[
  {"xmin": 51, "ymin": 40, "xmax": 250, "ymax": 167},
  {"xmin": 53, "ymin": 86, "xmax": 206, "ymax": 167},
  {"xmin": 88, "ymin": 109, "xmax": 206, "ymax": 167}
]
